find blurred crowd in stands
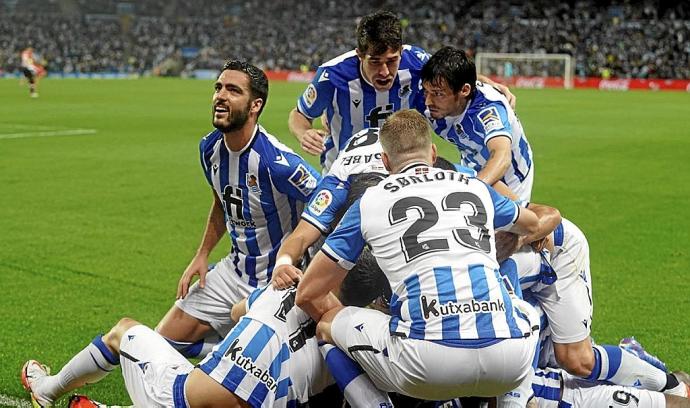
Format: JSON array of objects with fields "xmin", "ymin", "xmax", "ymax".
[{"xmin": 1, "ymin": 0, "xmax": 688, "ymax": 78}]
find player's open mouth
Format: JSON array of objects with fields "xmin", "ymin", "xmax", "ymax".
[
  {"xmin": 214, "ymin": 105, "xmax": 229, "ymax": 116},
  {"xmin": 375, "ymin": 78, "xmax": 392, "ymax": 86}
]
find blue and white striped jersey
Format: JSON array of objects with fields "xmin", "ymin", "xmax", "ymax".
[
  {"xmin": 302, "ymin": 127, "xmax": 477, "ymax": 234},
  {"xmin": 297, "ymin": 45, "xmax": 430, "ymax": 172},
  {"xmin": 531, "ymin": 368, "xmax": 566, "ymax": 408},
  {"xmin": 500, "ymin": 247, "xmax": 557, "ymax": 294},
  {"xmin": 200, "ymin": 125, "xmax": 321, "ymax": 288},
  {"xmin": 321, "ymin": 164, "xmax": 533, "ymax": 342},
  {"xmin": 198, "ymin": 285, "xmax": 332, "ymax": 407},
  {"xmin": 428, "ymin": 81, "xmax": 534, "ymax": 201}
]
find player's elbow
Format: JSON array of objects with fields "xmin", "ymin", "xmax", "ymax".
[{"xmin": 295, "ymin": 288, "xmax": 313, "ymax": 310}]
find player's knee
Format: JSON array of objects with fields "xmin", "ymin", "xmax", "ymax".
[
  {"xmin": 555, "ymin": 343, "xmax": 595, "ymax": 377},
  {"xmin": 316, "ymin": 320, "xmax": 334, "ymax": 343},
  {"xmin": 103, "ymin": 317, "xmax": 140, "ymax": 352}
]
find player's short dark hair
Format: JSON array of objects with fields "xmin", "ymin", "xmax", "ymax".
[
  {"xmin": 433, "ymin": 156, "xmax": 457, "ymax": 171},
  {"xmin": 331, "ymin": 172, "xmax": 386, "ymax": 225},
  {"xmin": 339, "ymin": 248, "xmax": 391, "ymax": 307},
  {"xmin": 421, "ymin": 46, "xmax": 477, "ymax": 96},
  {"xmin": 356, "ymin": 10, "xmax": 402, "ymax": 56},
  {"xmin": 221, "ymin": 59, "xmax": 269, "ymax": 117}
]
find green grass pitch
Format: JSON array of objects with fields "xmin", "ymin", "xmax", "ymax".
[{"xmin": 0, "ymin": 78, "xmax": 689, "ymax": 405}]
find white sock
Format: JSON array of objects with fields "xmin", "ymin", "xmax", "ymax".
[
  {"xmin": 591, "ymin": 345, "xmax": 666, "ymax": 391},
  {"xmin": 36, "ymin": 335, "xmax": 118, "ymax": 401}
]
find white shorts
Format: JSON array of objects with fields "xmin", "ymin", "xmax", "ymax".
[
  {"xmin": 561, "ymin": 373, "xmax": 666, "ymax": 408},
  {"xmin": 175, "ymin": 256, "xmax": 256, "ymax": 337},
  {"xmin": 530, "ymin": 220, "xmax": 592, "ymax": 344},
  {"xmin": 120, "ymin": 325, "xmax": 194, "ymax": 408},
  {"xmin": 331, "ymin": 306, "xmax": 539, "ymax": 401}
]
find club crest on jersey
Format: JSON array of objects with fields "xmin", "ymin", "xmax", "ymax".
[
  {"xmin": 454, "ymin": 122, "xmax": 469, "ymax": 139},
  {"xmin": 309, "ymin": 190, "xmax": 332, "ymax": 216},
  {"xmin": 398, "ymin": 84, "xmax": 411, "ymax": 97},
  {"xmin": 304, "ymin": 84, "xmax": 317, "ymax": 108},
  {"xmin": 288, "ymin": 164, "xmax": 317, "ymax": 195},
  {"xmin": 246, "ymin": 173, "xmax": 261, "ymax": 193},
  {"xmin": 478, "ymin": 106, "xmax": 503, "ymax": 133}
]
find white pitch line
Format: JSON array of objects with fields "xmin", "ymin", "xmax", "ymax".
[
  {"xmin": 0, "ymin": 393, "xmax": 31, "ymax": 408},
  {"xmin": 0, "ymin": 129, "xmax": 98, "ymax": 140}
]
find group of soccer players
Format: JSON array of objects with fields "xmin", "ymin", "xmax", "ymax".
[{"xmin": 21, "ymin": 10, "xmax": 690, "ymax": 408}]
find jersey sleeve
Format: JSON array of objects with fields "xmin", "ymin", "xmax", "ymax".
[
  {"xmin": 454, "ymin": 164, "xmax": 477, "ymax": 177},
  {"xmin": 271, "ymin": 151, "xmax": 321, "ymax": 202},
  {"xmin": 198, "ymin": 132, "xmax": 217, "ymax": 186},
  {"xmin": 474, "ymin": 102, "xmax": 513, "ymax": 143},
  {"xmin": 486, "ymin": 183, "xmax": 519, "ymax": 230},
  {"xmin": 296, "ymin": 66, "xmax": 336, "ymax": 120},
  {"xmin": 246, "ymin": 286, "xmax": 267, "ymax": 310},
  {"xmin": 301, "ymin": 174, "xmax": 350, "ymax": 234},
  {"xmin": 320, "ymin": 199, "xmax": 365, "ymax": 270}
]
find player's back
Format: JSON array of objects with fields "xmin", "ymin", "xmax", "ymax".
[
  {"xmin": 355, "ymin": 165, "xmax": 531, "ymax": 341},
  {"xmin": 198, "ymin": 284, "xmax": 331, "ymax": 407}
]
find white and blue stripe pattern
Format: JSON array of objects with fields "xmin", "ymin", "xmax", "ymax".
[
  {"xmin": 198, "ymin": 317, "xmax": 293, "ymax": 407},
  {"xmin": 322, "ymin": 166, "xmax": 531, "ymax": 342},
  {"xmin": 531, "ymin": 368, "xmax": 570, "ymax": 408},
  {"xmin": 297, "ymin": 45, "xmax": 429, "ymax": 171},
  {"xmin": 429, "ymin": 82, "xmax": 533, "ymax": 201},
  {"xmin": 200, "ymin": 125, "xmax": 319, "ymax": 288}
]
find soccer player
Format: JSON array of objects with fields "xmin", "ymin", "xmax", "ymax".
[
  {"xmin": 294, "ymin": 109, "xmax": 549, "ymax": 401},
  {"xmin": 422, "ymin": 46, "xmax": 534, "ymax": 202},
  {"xmin": 274, "ymin": 126, "xmax": 481, "ymax": 276},
  {"xmin": 155, "ymin": 60, "xmax": 320, "ymax": 359},
  {"xmin": 21, "ymin": 250, "xmax": 390, "ymax": 408},
  {"xmin": 20, "ymin": 47, "xmax": 46, "ymax": 98},
  {"xmin": 499, "ymin": 218, "xmax": 689, "ymax": 402},
  {"xmin": 289, "ymin": 11, "xmax": 515, "ymax": 173}
]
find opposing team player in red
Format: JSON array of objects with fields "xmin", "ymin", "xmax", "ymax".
[{"xmin": 20, "ymin": 47, "xmax": 46, "ymax": 98}]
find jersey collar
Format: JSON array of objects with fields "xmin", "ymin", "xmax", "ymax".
[
  {"xmin": 399, "ymin": 161, "xmax": 431, "ymax": 173},
  {"xmin": 223, "ymin": 124, "xmax": 259, "ymax": 156}
]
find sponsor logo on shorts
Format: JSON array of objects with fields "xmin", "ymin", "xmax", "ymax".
[
  {"xmin": 420, "ymin": 296, "xmax": 505, "ymax": 320},
  {"xmin": 224, "ymin": 338, "xmax": 278, "ymax": 392}
]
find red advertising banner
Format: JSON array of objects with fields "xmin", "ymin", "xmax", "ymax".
[{"xmin": 266, "ymin": 70, "xmax": 690, "ymax": 92}]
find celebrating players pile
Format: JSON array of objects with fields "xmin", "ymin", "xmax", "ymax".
[{"xmin": 22, "ymin": 10, "xmax": 690, "ymax": 408}]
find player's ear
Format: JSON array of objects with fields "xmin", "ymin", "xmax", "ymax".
[
  {"xmin": 460, "ymin": 83, "xmax": 472, "ymax": 98},
  {"xmin": 355, "ymin": 48, "xmax": 365, "ymax": 61},
  {"xmin": 382, "ymin": 152, "xmax": 392, "ymax": 173},
  {"xmin": 251, "ymin": 98, "xmax": 263, "ymax": 115},
  {"xmin": 430, "ymin": 144, "xmax": 437, "ymax": 164}
]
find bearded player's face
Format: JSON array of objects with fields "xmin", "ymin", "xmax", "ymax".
[{"xmin": 212, "ymin": 69, "xmax": 252, "ymax": 133}]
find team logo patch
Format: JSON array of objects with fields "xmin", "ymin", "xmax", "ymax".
[
  {"xmin": 303, "ymin": 84, "xmax": 317, "ymax": 108},
  {"xmin": 414, "ymin": 166, "xmax": 429, "ymax": 175},
  {"xmin": 454, "ymin": 122, "xmax": 469, "ymax": 139},
  {"xmin": 398, "ymin": 83, "xmax": 411, "ymax": 97},
  {"xmin": 478, "ymin": 106, "xmax": 503, "ymax": 133},
  {"xmin": 288, "ymin": 164, "xmax": 317, "ymax": 195},
  {"xmin": 246, "ymin": 173, "xmax": 261, "ymax": 193},
  {"xmin": 309, "ymin": 190, "xmax": 332, "ymax": 216}
]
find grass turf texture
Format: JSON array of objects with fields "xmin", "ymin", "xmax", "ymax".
[{"xmin": 1, "ymin": 78, "xmax": 689, "ymax": 405}]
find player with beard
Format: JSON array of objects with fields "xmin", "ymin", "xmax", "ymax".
[{"xmin": 151, "ymin": 61, "xmax": 321, "ymax": 362}]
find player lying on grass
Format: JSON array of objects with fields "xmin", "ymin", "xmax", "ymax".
[
  {"xmin": 22, "ymin": 248, "xmax": 391, "ymax": 408},
  {"xmin": 495, "ymin": 218, "xmax": 689, "ymax": 408}
]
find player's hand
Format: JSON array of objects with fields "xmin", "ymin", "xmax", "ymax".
[
  {"xmin": 496, "ymin": 231, "xmax": 521, "ymax": 262},
  {"xmin": 177, "ymin": 254, "xmax": 208, "ymax": 299},
  {"xmin": 530, "ymin": 237, "xmax": 548, "ymax": 252},
  {"xmin": 300, "ymin": 129, "xmax": 327, "ymax": 155},
  {"xmin": 272, "ymin": 264, "xmax": 303, "ymax": 289},
  {"xmin": 493, "ymin": 83, "xmax": 517, "ymax": 110}
]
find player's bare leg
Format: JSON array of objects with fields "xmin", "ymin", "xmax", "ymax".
[
  {"xmin": 554, "ymin": 339, "xmax": 687, "ymax": 397},
  {"xmin": 156, "ymin": 305, "xmax": 220, "ymax": 357}
]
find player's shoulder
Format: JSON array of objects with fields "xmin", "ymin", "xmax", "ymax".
[
  {"xmin": 252, "ymin": 125, "xmax": 298, "ymax": 165},
  {"xmin": 470, "ymin": 82, "xmax": 510, "ymax": 112},
  {"xmin": 317, "ymin": 50, "xmax": 359, "ymax": 86},
  {"xmin": 199, "ymin": 129, "xmax": 223, "ymax": 154},
  {"xmin": 400, "ymin": 44, "xmax": 431, "ymax": 70}
]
